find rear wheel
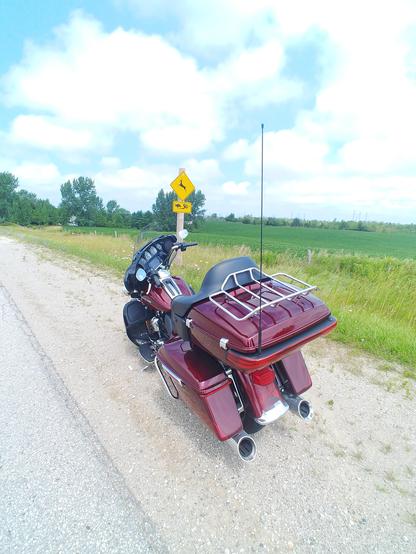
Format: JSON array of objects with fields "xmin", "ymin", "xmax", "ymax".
[{"xmin": 242, "ymin": 413, "xmax": 264, "ymax": 435}]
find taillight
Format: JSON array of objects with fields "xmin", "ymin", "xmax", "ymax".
[{"xmin": 251, "ymin": 367, "xmax": 276, "ymax": 386}]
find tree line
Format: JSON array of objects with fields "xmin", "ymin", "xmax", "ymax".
[
  {"xmin": 1, "ymin": 171, "xmax": 414, "ymax": 233},
  {"xmin": 218, "ymin": 213, "xmax": 416, "ymax": 233},
  {"xmin": 0, "ymin": 172, "xmax": 206, "ymax": 230}
]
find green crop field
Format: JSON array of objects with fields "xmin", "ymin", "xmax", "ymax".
[
  {"xmin": 3, "ymin": 223, "xmax": 416, "ymax": 377},
  {"xmin": 64, "ymin": 221, "xmax": 416, "ymax": 259},
  {"xmin": 190, "ymin": 221, "xmax": 416, "ymax": 259}
]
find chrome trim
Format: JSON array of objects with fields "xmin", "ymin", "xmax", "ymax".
[
  {"xmin": 224, "ymin": 367, "xmax": 244, "ymax": 414},
  {"xmin": 254, "ymin": 399, "xmax": 289, "ymax": 425},
  {"xmin": 159, "ymin": 362, "xmax": 183, "ymax": 386},
  {"xmin": 219, "ymin": 337, "xmax": 229, "ymax": 350},
  {"xmin": 154, "ymin": 358, "xmax": 182, "ymax": 400},
  {"xmin": 156, "ymin": 268, "xmax": 182, "ymax": 299},
  {"xmin": 157, "ymin": 268, "xmax": 171, "ymax": 280},
  {"xmin": 160, "ymin": 276, "xmax": 182, "ymax": 299},
  {"xmin": 208, "ymin": 267, "xmax": 317, "ymax": 321},
  {"xmin": 227, "ymin": 431, "xmax": 257, "ymax": 462},
  {"xmin": 282, "ymin": 393, "xmax": 314, "ymax": 421}
]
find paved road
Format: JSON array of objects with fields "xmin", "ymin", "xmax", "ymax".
[{"xmin": 0, "ymin": 285, "xmax": 164, "ymax": 553}]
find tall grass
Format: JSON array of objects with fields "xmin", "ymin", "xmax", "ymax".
[{"xmin": 2, "ymin": 225, "xmax": 415, "ymax": 376}]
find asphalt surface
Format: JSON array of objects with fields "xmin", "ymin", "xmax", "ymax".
[{"xmin": 0, "ymin": 285, "xmax": 164, "ymax": 553}]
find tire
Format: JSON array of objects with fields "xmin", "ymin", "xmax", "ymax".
[{"xmin": 242, "ymin": 414, "xmax": 264, "ymax": 435}]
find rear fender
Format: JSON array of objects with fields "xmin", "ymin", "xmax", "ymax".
[{"xmin": 235, "ymin": 367, "xmax": 285, "ymax": 419}]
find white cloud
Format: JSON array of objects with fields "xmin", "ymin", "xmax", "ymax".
[
  {"xmin": 10, "ymin": 161, "xmax": 73, "ymax": 203},
  {"xmin": 242, "ymin": 130, "xmax": 329, "ymax": 178},
  {"xmin": 1, "ymin": 10, "xmax": 300, "ymax": 156},
  {"xmin": 95, "ymin": 166, "xmax": 169, "ymax": 193},
  {"xmin": 13, "ymin": 161, "xmax": 61, "ymax": 183},
  {"xmin": 181, "ymin": 158, "xmax": 222, "ymax": 185},
  {"xmin": 271, "ymin": 175, "xmax": 416, "ymax": 214},
  {"xmin": 215, "ymin": 0, "xmax": 416, "ymax": 219},
  {"xmin": 223, "ymin": 139, "xmax": 249, "ymax": 161},
  {"xmin": 94, "ymin": 158, "xmax": 221, "ymax": 204},
  {"xmin": 222, "ymin": 180, "xmax": 250, "ymax": 195},
  {"xmin": 125, "ymin": 0, "xmax": 279, "ymax": 53},
  {"xmin": 2, "ymin": 12, "xmax": 221, "ymax": 154},
  {"xmin": 2, "ymin": 1, "xmax": 416, "ymax": 222},
  {"xmin": 10, "ymin": 115, "xmax": 110, "ymax": 151},
  {"xmin": 100, "ymin": 156, "xmax": 121, "ymax": 168}
]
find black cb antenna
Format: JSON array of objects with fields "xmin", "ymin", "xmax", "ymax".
[{"xmin": 258, "ymin": 123, "xmax": 264, "ymax": 354}]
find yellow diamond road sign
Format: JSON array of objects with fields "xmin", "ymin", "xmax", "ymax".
[
  {"xmin": 172, "ymin": 200, "xmax": 192, "ymax": 214},
  {"xmin": 170, "ymin": 171, "xmax": 195, "ymax": 200}
]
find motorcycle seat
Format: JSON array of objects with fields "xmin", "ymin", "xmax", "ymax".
[{"xmin": 172, "ymin": 256, "xmax": 258, "ymax": 319}]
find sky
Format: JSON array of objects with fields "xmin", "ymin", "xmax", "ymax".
[{"xmin": 1, "ymin": 0, "xmax": 416, "ymax": 223}]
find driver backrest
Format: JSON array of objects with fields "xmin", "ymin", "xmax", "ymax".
[
  {"xmin": 171, "ymin": 256, "xmax": 260, "ymax": 341},
  {"xmin": 198, "ymin": 256, "xmax": 259, "ymax": 296}
]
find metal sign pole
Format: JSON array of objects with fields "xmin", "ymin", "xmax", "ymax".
[{"xmin": 175, "ymin": 167, "xmax": 185, "ymax": 265}]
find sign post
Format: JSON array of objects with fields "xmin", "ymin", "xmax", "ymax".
[
  {"xmin": 170, "ymin": 167, "xmax": 195, "ymax": 265},
  {"xmin": 176, "ymin": 168, "xmax": 185, "ymax": 265}
]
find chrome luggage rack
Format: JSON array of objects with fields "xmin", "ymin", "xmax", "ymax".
[{"xmin": 208, "ymin": 267, "xmax": 317, "ymax": 322}]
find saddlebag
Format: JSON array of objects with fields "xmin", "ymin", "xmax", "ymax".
[
  {"xmin": 275, "ymin": 351, "xmax": 312, "ymax": 395},
  {"xmin": 157, "ymin": 339, "xmax": 243, "ymax": 441}
]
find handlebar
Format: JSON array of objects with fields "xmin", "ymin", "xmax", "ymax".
[
  {"xmin": 149, "ymin": 270, "xmax": 161, "ymax": 287},
  {"xmin": 179, "ymin": 241, "xmax": 198, "ymax": 251}
]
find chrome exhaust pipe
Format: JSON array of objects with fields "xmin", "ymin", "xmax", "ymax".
[
  {"xmin": 282, "ymin": 393, "xmax": 314, "ymax": 421},
  {"xmin": 227, "ymin": 431, "xmax": 257, "ymax": 462}
]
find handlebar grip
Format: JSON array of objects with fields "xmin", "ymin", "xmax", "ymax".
[{"xmin": 150, "ymin": 271, "xmax": 161, "ymax": 287}]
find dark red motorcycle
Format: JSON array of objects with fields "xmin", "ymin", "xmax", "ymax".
[{"xmin": 123, "ymin": 231, "xmax": 336, "ymax": 461}]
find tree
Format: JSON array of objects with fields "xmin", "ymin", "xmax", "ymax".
[
  {"xmin": 106, "ymin": 200, "xmax": 119, "ymax": 216},
  {"xmin": 112, "ymin": 208, "xmax": 132, "ymax": 228},
  {"xmin": 185, "ymin": 189, "xmax": 206, "ymax": 229},
  {"xmin": 0, "ymin": 172, "xmax": 19, "ymax": 221},
  {"xmin": 225, "ymin": 213, "xmax": 236, "ymax": 222},
  {"xmin": 131, "ymin": 210, "xmax": 153, "ymax": 229},
  {"xmin": 152, "ymin": 189, "xmax": 177, "ymax": 231},
  {"xmin": 151, "ymin": 188, "xmax": 206, "ymax": 231},
  {"xmin": 94, "ymin": 208, "xmax": 108, "ymax": 227},
  {"xmin": 10, "ymin": 190, "xmax": 37, "ymax": 225},
  {"xmin": 60, "ymin": 177, "xmax": 103, "ymax": 226}
]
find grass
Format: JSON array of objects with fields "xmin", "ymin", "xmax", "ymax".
[
  {"xmin": 2, "ymin": 224, "xmax": 416, "ymax": 376},
  {"xmin": 66, "ymin": 220, "xmax": 416, "ymax": 259}
]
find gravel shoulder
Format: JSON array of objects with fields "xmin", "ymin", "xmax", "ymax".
[{"xmin": 1, "ymin": 236, "xmax": 415, "ymax": 553}]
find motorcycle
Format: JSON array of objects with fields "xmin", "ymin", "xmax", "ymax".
[{"xmin": 123, "ymin": 231, "xmax": 336, "ymax": 461}]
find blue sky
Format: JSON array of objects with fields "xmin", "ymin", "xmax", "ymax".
[{"xmin": 1, "ymin": 0, "xmax": 415, "ymax": 222}]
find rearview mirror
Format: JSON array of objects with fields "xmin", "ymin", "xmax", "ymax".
[{"xmin": 178, "ymin": 229, "xmax": 189, "ymax": 240}]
